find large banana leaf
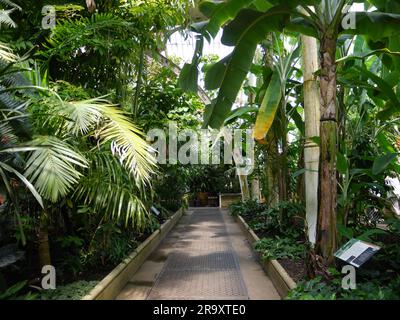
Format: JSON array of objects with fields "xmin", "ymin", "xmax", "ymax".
[
  {"xmin": 199, "ymin": 0, "xmax": 257, "ymax": 38},
  {"xmin": 253, "ymin": 71, "xmax": 282, "ymax": 142},
  {"xmin": 341, "ymin": 12, "xmax": 400, "ymax": 39},
  {"xmin": 178, "ymin": 34, "xmax": 203, "ymax": 93},
  {"xmin": 354, "ymin": 66, "xmax": 400, "ymax": 119},
  {"xmin": 203, "ymin": 6, "xmax": 290, "ymax": 129}
]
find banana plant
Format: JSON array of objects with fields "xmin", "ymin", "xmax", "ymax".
[{"xmin": 191, "ymin": 0, "xmax": 400, "ymax": 266}]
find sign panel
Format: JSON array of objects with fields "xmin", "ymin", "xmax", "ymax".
[{"xmin": 335, "ymin": 239, "xmax": 380, "ymax": 268}]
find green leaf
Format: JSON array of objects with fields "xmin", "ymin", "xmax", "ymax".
[
  {"xmin": 287, "ymin": 105, "xmax": 304, "ymax": 135},
  {"xmin": 291, "ymin": 168, "xmax": 307, "ymax": 179},
  {"xmin": 178, "ymin": 63, "xmax": 199, "ymax": 93},
  {"xmin": 286, "ymin": 16, "xmax": 318, "ymax": 38},
  {"xmin": 336, "ymin": 48, "xmax": 400, "ymax": 64},
  {"xmin": 337, "ymin": 152, "xmax": 348, "ymax": 175},
  {"xmin": 0, "ymin": 161, "xmax": 44, "ymax": 208},
  {"xmin": 199, "ymin": 0, "xmax": 257, "ymax": 38},
  {"xmin": 224, "ymin": 105, "xmax": 258, "ymax": 123},
  {"xmin": 357, "ymin": 229, "xmax": 388, "ymax": 242},
  {"xmin": 24, "ymin": 137, "xmax": 88, "ymax": 203},
  {"xmin": 356, "ymin": 66, "xmax": 400, "ymax": 105},
  {"xmin": 337, "ymin": 224, "xmax": 354, "ymax": 240},
  {"xmin": 254, "ymin": 71, "xmax": 282, "ymax": 141},
  {"xmin": 178, "ymin": 34, "xmax": 203, "ymax": 93},
  {"xmin": 341, "ymin": 12, "xmax": 400, "ymax": 39},
  {"xmin": 203, "ymin": 6, "xmax": 289, "ymax": 129},
  {"xmin": 309, "ymin": 136, "xmax": 320, "ymax": 146},
  {"xmin": 204, "ymin": 54, "xmax": 232, "ymax": 90},
  {"xmin": 376, "ymin": 131, "xmax": 396, "ymax": 153},
  {"xmin": 372, "ymin": 152, "xmax": 398, "ymax": 175}
]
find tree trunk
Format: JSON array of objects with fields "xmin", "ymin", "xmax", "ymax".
[
  {"xmin": 38, "ymin": 211, "xmax": 51, "ymax": 268},
  {"xmin": 317, "ymin": 36, "xmax": 338, "ymax": 266},
  {"xmin": 278, "ymin": 107, "xmax": 288, "ymax": 205},
  {"xmin": 265, "ymin": 129, "xmax": 280, "ymax": 206},
  {"xmin": 251, "ymin": 177, "xmax": 261, "ymax": 201},
  {"xmin": 238, "ymin": 174, "xmax": 250, "ymax": 201},
  {"xmin": 301, "ymin": 34, "xmax": 321, "ymax": 245}
]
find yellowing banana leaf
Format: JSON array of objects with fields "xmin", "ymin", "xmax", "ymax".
[{"xmin": 253, "ymin": 71, "xmax": 282, "ymax": 142}]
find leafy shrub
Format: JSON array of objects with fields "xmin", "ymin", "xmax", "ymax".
[
  {"xmin": 84, "ymin": 223, "xmax": 138, "ymax": 268},
  {"xmin": 38, "ymin": 281, "xmax": 98, "ymax": 300},
  {"xmin": 0, "ymin": 281, "xmax": 37, "ymax": 300},
  {"xmin": 229, "ymin": 200, "xmax": 305, "ymax": 238},
  {"xmin": 229, "ymin": 200, "xmax": 266, "ymax": 218},
  {"xmin": 255, "ymin": 236, "xmax": 305, "ymax": 261},
  {"xmin": 287, "ymin": 275, "xmax": 400, "ymax": 300}
]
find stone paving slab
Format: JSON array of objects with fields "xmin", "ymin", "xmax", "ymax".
[
  {"xmin": 116, "ymin": 208, "xmax": 280, "ymax": 300},
  {"xmin": 147, "ymin": 208, "xmax": 248, "ymax": 300}
]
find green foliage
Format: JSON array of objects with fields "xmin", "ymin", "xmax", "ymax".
[
  {"xmin": 203, "ymin": 7, "xmax": 290, "ymax": 128},
  {"xmin": 38, "ymin": 280, "xmax": 97, "ymax": 300},
  {"xmin": 229, "ymin": 199, "xmax": 266, "ymax": 217},
  {"xmin": 84, "ymin": 223, "xmax": 139, "ymax": 268},
  {"xmin": 136, "ymin": 67, "xmax": 204, "ymax": 131},
  {"xmin": 229, "ymin": 200, "xmax": 305, "ymax": 236},
  {"xmin": 0, "ymin": 0, "xmax": 20, "ymax": 29},
  {"xmin": 0, "ymin": 280, "xmax": 37, "ymax": 300},
  {"xmin": 255, "ymin": 236, "xmax": 305, "ymax": 261},
  {"xmin": 287, "ymin": 275, "xmax": 400, "ymax": 300}
]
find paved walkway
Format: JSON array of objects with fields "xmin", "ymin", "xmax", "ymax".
[{"xmin": 116, "ymin": 208, "xmax": 280, "ymax": 300}]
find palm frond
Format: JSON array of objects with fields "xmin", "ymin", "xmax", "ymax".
[
  {"xmin": 0, "ymin": 122, "xmax": 17, "ymax": 146},
  {"xmin": 0, "ymin": 42, "xmax": 17, "ymax": 63},
  {"xmin": 61, "ymin": 97, "xmax": 157, "ymax": 184},
  {"xmin": 74, "ymin": 152, "xmax": 150, "ymax": 229},
  {"xmin": 24, "ymin": 136, "xmax": 88, "ymax": 203},
  {"xmin": 0, "ymin": 0, "xmax": 21, "ymax": 10},
  {"xmin": 0, "ymin": 9, "xmax": 16, "ymax": 28}
]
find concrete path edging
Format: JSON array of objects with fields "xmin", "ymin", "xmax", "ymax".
[
  {"xmin": 82, "ymin": 208, "xmax": 185, "ymax": 300},
  {"xmin": 234, "ymin": 215, "xmax": 297, "ymax": 298}
]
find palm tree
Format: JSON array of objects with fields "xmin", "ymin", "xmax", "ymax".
[
  {"xmin": 1, "ymin": 40, "xmax": 157, "ymax": 267},
  {"xmin": 25, "ymin": 90, "xmax": 157, "ymax": 267}
]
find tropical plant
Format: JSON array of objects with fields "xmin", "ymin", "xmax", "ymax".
[
  {"xmin": 0, "ymin": 0, "xmax": 20, "ymax": 28},
  {"xmin": 186, "ymin": 0, "xmax": 400, "ymax": 267}
]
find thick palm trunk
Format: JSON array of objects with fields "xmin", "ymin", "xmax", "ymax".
[
  {"xmin": 38, "ymin": 211, "xmax": 51, "ymax": 268},
  {"xmin": 317, "ymin": 36, "xmax": 338, "ymax": 266},
  {"xmin": 301, "ymin": 34, "xmax": 320, "ymax": 245}
]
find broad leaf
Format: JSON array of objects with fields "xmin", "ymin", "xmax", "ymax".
[
  {"xmin": 254, "ymin": 71, "xmax": 282, "ymax": 142},
  {"xmin": 203, "ymin": 6, "xmax": 290, "ymax": 129},
  {"xmin": 204, "ymin": 54, "xmax": 232, "ymax": 90},
  {"xmin": 372, "ymin": 152, "xmax": 398, "ymax": 175},
  {"xmin": 199, "ymin": 0, "xmax": 257, "ymax": 38},
  {"xmin": 225, "ymin": 105, "xmax": 258, "ymax": 123},
  {"xmin": 178, "ymin": 63, "xmax": 199, "ymax": 93},
  {"xmin": 178, "ymin": 35, "xmax": 203, "ymax": 93},
  {"xmin": 337, "ymin": 152, "xmax": 348, "ymax": 175},
  {"xmin": 341, "ymin": 12, "xmax": 400, "ymax": 39}
]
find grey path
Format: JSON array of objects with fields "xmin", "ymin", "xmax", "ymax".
[{"xmin": 116, "ymin": 208, "xmax": 280, "ymax": 300}]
